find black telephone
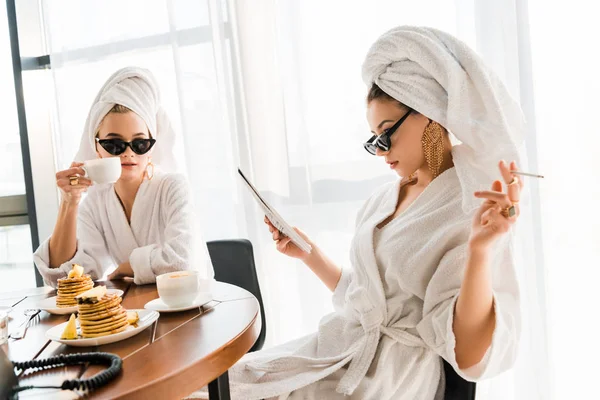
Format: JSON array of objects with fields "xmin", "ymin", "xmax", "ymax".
[
  {"xmin": 0, "ymin": 347, "xmax": 18, "ymax": 400},
  {"xmin": 0, "ymin": 347, "xmax": 122, "ymax": 399}
]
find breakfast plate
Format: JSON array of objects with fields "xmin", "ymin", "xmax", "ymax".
[
  {"xmin": 38, "ymin": 288, "xmax": 124, "ymax": 315},
  {"xmin": 46, "ymin": 309, "xmax": 159, "ymax": 347}
]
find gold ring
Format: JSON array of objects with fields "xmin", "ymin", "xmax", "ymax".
[
  {"xmin": 509, "ymin": 176, "xmax": 520, "ymax": 186},
  {"xmin": 69, "ymin": 176, "xmax": 79, "ymax": 186},
  {"xmin": 501, "ymin": 205, "xmax": 516, "ymax": 218}
]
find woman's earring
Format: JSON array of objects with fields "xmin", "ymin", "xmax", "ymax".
[
  {"xmin": 421, "ymin": 121, "xmax": 445, "ymax": 179},
  {"xmin": 145, "ymin": 160, "xmax": 154, "ymax": 180}
]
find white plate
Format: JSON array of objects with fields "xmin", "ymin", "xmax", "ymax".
[
  {"xmin": 38, "ymin": 288, "xmax": 124, "ymax": 315},
  {"xmin": 144, "ymin": 292, "xmax": 212, "ymax": 313},
  {"xmin": 46, "ymin": 309, "xmax": 159, "ymax": 347}
]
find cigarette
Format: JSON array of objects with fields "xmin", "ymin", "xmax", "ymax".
[{"xmin": 510, "ymin": 171, "xmax": 544, "ymax": 179}]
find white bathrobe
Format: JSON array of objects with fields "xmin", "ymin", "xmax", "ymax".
[
  {"xmin": 34, "ymin": 171, "xmax": 213, "ymax": 287},
  {"xmin": 207, "ymin": 167, "xmax": 519, "ymax": 400}
]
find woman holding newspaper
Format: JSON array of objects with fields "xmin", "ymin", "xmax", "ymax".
[{"xmin": 204, "ymin": 27, "xmax": 535, "ymax": 400}]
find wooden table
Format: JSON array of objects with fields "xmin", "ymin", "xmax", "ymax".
[{"xmin": 0, "ymin": 280, "xmax": 261, "ymax": 399}]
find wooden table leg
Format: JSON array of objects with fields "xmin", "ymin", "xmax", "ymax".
[{"xmin": 208, "ymin": 371, "xmax": 231, "ymax": 400}]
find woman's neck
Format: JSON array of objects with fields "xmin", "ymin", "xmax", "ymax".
[
  {"xmin": 114, "ymin": 177, "xmax": 144, "ymax": 211},
  {"xmin": 412, "ymin": 151, "xmax": 455, "ymax": 189}
]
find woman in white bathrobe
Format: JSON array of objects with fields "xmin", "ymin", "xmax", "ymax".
[
  {"xmin": 34, "ymin": 67, "xmax": 213, "ymax": 287},
  {"xmin": 193, "ymin": 27, "xmax": 527, "ymax": 400}
]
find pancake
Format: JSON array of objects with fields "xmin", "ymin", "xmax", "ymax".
[
  {"xmin": 79, "ymin": 311, "xmax": 128, "ymax": 328},
  {"xmin": 78, "ymin": 295, "xmax": 121, "ymax": 313},
  {"xmin": 57, "ymin": 274, "xmax": 91, "ymax": 284},
  {"xmin": 79, "ymin": 305, "xmax": 124, "ymax": 321},
  {"xmin": 56, "ymin": 274, "xmax": 94, "ymax": 308},
  {"xmin": 81, "ymin": 317, "xmax": 128, "ymax": 333},
  {"xmin": 76, "ymin": 292, "xmax": 130, "ymax": 338},
  {"xmin": 81, "ymin": 324, "xmax": 128, "ymax": 338}
]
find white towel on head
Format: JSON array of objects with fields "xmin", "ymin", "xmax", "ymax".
[
  {"xmin": 362, "ymin": 26, "xmax": 525, "ymax": 213},
  {"xmin": 74, "ymin": 66, "xmax": 178, "ymax": 172}
]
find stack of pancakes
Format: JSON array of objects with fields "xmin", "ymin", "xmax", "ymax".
[
  {"xmin": 56, "ymin": 275, "xmax": 94, "ymax": 308},
  {"xmin": 78, "ymin": 293, "xmax": 128, "ymax": 338}
]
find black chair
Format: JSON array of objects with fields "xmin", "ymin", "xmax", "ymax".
[
  {"xmin": 205, "ymin": 239, "xmax": 267, "ymax": 400},
  {"xmin": 207, "ymin": 239, "xmax": 266, "ymax": 352},
  {"xmin": 443, "ymin": 359, "xmax": 476, "ymax": 400}
]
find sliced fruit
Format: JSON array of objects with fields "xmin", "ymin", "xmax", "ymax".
[
  {"xmin": 75, "ymin": 285, "xmax": 107, "ymax": 303},
  {"xmin": 67, "ymin": 264, "xmax": 85, "ymax": 279},
  {"xmin": 61, "ymin": 313, "xmax": 78, "ymax": 340}
]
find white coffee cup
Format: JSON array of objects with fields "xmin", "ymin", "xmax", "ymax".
[
  {"xmin": 156, "ymin": 270, "xmax": 203, "ymax": 308},
  {"xmin": 82, "ymin": 158, "xmax": 122, "ymax": 184}
]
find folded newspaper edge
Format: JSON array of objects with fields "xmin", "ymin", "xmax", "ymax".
[{"xmin": 237, "ymin": 168, "xmax": 312, "ymax": 254}]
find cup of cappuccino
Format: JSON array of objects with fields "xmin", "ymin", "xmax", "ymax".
[{"xmin": 156, "ymin": 271, "xmax": 203, "ymax": 308}]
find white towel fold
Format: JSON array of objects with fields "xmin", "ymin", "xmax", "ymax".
[{"xmin": 74, "ymin": 66, "xmax": 178, "ymax": 171}]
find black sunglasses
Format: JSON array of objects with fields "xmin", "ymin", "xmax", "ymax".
[
  {"xmin": 363, "ymin": 109, "xmax": 412, "ymax": 155},
  {"xmin": 96, "ymin": 137, "xmax": 156, "ymax": 156}
]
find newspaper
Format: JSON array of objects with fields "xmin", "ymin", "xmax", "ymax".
[{"xmin": 238, "ymin": 168, "xmax": 312, "ymax": 254}]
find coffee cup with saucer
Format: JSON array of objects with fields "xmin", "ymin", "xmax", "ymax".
[{"xmin": 145, "ymin": 271, "xmax": 213, "ymax": 312}]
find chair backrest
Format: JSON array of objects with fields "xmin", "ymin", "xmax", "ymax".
[
  {"xmin": 443, "ymin": 359, "xmax": 476, "ymax": 400},
  {"xmin": 206, "ymin": 239, "xmax": 266, "ymax": 353}
]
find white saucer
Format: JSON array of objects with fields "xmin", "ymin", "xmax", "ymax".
[
  {"xmin": 144, "ymin": 292, "xmax": 212, "ymax": 313},
  {"xmin": 46, "ymin": 309, "xmax": 159, "ymax": 347},
  {"xmin": 38, "ymin": 288, "xmax": 124, "ymax": 315}
]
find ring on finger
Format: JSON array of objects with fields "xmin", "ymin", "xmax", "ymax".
[
  {"xmin": 508, "ymin": 176, "xmax": 520, "ymax": 186},
  {"xmin": 501, "ymin": 205, "xmax": 517, "ymax": 218},
  {"xmin": 69, "ymin": 176, "xmax": 79, "ymax": 186}
]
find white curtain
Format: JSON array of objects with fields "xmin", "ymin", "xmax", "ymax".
[
  {"xmin": 526, "ymin": 1, "xmax": 600, "ymax": 399},
  {"xmin": 37, "ymin": 0, "xmax": 560, "ymax": 398}
]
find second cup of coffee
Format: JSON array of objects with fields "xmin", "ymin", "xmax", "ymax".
[{"xmin": 156, "ymin": 271, "xmax": 201, "ymax": 308}]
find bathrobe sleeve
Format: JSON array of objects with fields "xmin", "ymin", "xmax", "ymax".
[
  {"xmin": 129, "ymin": 174, "xmax": 209, "ymax": 285},
  {"xmin": 332, "ymin": 266, "xmax": 354, "ymax": 313},
  {"xmin": 416, "ymin": 235, "xmax": 521, "ymax": 381},
  {"xmin": 33, "ymin": 196, "xmax": 114, "ymax": 288}
]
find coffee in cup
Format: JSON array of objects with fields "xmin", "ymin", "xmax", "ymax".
[
  {"xmin": 156, "ymin": 270, "xmax": 202, "ymax": 308},
  {"xmin": 82, "ymin": 158, "xmax": 122, "ymax": 184}
]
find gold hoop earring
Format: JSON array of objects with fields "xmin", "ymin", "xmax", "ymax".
[
  {"xmin": 145, "ymin": 161, "xmax": 154, "ymax": 180},
  {"xmin": 421, "ymin": 120, "xmax": 445, "ymax": 179}
]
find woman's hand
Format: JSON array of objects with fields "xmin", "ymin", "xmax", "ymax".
[
  {"xmin": 264, "ymin": 216, "xmax": 342, "ymax": 291},
  {"xmin": 264, "ymin": 216, "xmax": 312, "ymax": 261},
  {"xmin": 469, "ymin": 160, "xmax": 524, "ymax": 252},
  {"xmin": 108, "ymin": 261, "xmax": 134, "ymax": 280},
  {"xmin": 56, "ymin": 162, "xmax": 93, "ymax": 205}
]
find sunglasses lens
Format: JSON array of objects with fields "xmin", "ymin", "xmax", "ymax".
[
  {"xmin": 363, "ymin": 143, "xmax": 377, "ymax": 155},
  {"xmin": 131, "ymin": 139, "xmax": 154, "ymax": 155},
  {"xmin": 377, "ymin": 137, "xmax": 390, "ymax": 152},
  {"xmin": 363, "ymin": 135, "xmax": 377, "ymax": 155},
  {"xmin": 100, "ymin": 139, "xmax": 126, "ymax": 155}
]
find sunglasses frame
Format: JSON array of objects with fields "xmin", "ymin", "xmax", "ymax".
[
  {"xmin": 95, "ymin": 137, "xmax": 156, "ymax": 156},
  {"xmin": 363, "ymin": 109, "xmax": 412, "ymax": 155}
]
